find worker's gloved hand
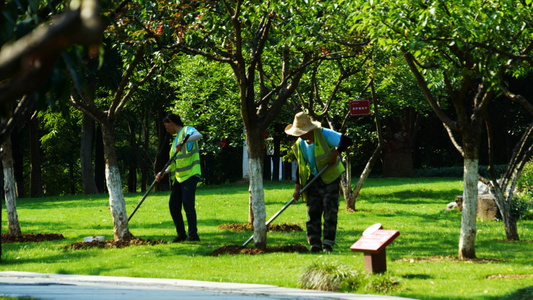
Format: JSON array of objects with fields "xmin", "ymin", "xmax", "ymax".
[
  {"xmin": 293, "ymin": 184, "xmax": 301, "ymax": 201},
  {"xmin": 329, "ymin": 149, "xmax": 340, "ymax": 166},
  {"xmin": 155, "ymin": 172, "xmax": 164, "ymax": 182}
]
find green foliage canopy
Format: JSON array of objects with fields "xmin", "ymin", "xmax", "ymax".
[{"xmin": 350, "ymin": 0, "xmax": 533, "ymax": 92}]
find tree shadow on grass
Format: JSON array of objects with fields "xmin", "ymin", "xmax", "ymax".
[
  {"xmin": 495, "ymin": 285, "xmax": 533, "ymax": 300},
  {"xmin": 2, "ymin": 232, "xmax": 65, "ymax": 243}
]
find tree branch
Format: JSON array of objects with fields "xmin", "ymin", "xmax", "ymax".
[
  {"xmin": 472, "ymin": 41, "xmax": 533, "ymax": 66},
  {"xmin": 501, "ymin": 85, "xmax": 533, "ymax": 115},
  {"xmin": 0, "ymin": 0, "xmax": 104, "ymax": 107},
  {"xmin": 109, "ymin": 44, "xmax": 145, "ymax": 121},
  {"xmin": 444, "ymin": 123, "xmax": 464, "ymax": 155},
  {"xmin": 402, "ymin": 48, "xmax": 459, "ymax": 131},
  {"xmin": 115, "ymin": 62, "xmax": 159, "ymax": 117},
  {"xmin": 68, "ymin": 85, "xmax": 106, "ymax": 125},
  {"xmin": 0, "ymin": 94, "xmax": 37, "ymax": 145}
]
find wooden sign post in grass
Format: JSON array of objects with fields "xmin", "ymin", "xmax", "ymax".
[{"xmin": 350, "ymin": 223, "xmax": 400, "ymax": 274}]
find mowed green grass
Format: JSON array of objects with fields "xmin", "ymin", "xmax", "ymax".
[{"xmin": 1, "ymin": 177, "xmax": 532, "ymax": 299}]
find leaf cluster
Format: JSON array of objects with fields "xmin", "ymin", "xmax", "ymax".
[
  {"xmin": 169, "ymin": 55, "xmax": 242, "ymax": 153},
  {"xmin": 352, "ymin": 0, "xmax": 533, "ymax": 91}
]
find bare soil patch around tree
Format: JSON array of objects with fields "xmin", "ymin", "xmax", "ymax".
[
  {"xmin": 218, "ymin": 222, "xmax": 303, "ymax": 232},
  {"xmin": 210, "ymin": 244, "xmax": 308, "ymax": 256},
  {"xmin": 395, "ymin": 256, "xmax": 506, "ymax": 263},
  {"xmin": 211, "ymin": 222, "xmax": 307, "ymax": 255},
  {"xmin": 64, "ymin": 237, "xmax": 168, "ymax": 250},
  {"xmin": 3, "ymin": 223, "xmax": 306, "ymax": 255}
]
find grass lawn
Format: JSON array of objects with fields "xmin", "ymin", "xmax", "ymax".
[{"xmin": 1, "ymin": 177, "xmax": 532, "ymax": 299}]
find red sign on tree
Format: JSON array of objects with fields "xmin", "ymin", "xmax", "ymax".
[{"xmin": 349, "ymin": 99, "xmax": 371, "ymax": 116}]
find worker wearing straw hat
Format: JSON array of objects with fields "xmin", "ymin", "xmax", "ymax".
[{"xmin": 285, "ymin": 112, "xmax": 352, "ymax": 253}]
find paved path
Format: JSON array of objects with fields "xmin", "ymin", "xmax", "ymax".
[{"xmin": 0, "ymin": 271, "xmax": 417, "ymax": 300}]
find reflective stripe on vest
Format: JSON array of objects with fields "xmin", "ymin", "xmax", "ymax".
[
  {"xmin": 292, "ymin": 129, "xmax": 344, "ymax": 189},
  {"xmin": 314, "ymin": 129, "xmax": 344, "ymax": 183},
  {"xmin": 169, "ymin": 127, "xmax": 201, "ymax": 183}
]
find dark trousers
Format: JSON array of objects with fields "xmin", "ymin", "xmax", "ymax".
[
  {"xmin": 169, "ymin": 176, "xmax": 199, "ymax": 238},
  {"xmin": 306, "ymin": 177, "xmax": 340, "ymax": 247}
]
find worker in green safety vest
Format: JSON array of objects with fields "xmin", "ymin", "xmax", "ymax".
[
  {"xmin": 285, "ymin": 112, "xmax": 352, "ymax": 253},
  {"xmin": 156, "ymin": 113, "xmax": 202, "ymax": 243}
]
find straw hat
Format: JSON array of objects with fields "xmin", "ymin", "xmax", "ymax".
[{"xmin": 284, "ymin": 112, "xmax": 321, "ymax": 136}]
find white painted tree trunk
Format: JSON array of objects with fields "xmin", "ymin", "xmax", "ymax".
[
  {"xmin": 249, "ymin": 157, "xmax": 267, "ymax": 248},
  {"xmin": 3, "ymin": 167, "xmax": 21, "ymax": 236},
  {"xmin": 459, "ymin": 158, "xmax": 478, "ymax": 259},
  {"xmin": 242, "ymin": 129, "xmax": 249, "ymax": 179},
  {"xmin": 2, "ymin": 138, "xmax": 22, "ymax": 237},
  {"xmin": 106, "ymin": 165, "xmax": 130, "ymax": 241}
]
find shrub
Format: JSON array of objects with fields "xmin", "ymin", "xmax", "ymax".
[
  {"xmin": 414, "ymin": 166, "xmax": 463, "ymax": 177},
  {"xmin": 364, "ymin": 273, "xmax": 401, "ymax": 294},
  {"xmin": 514, "ymin": 159, "xmax": 533, "ymax": 220},
  {"xmin": 299, "ymin": 261, "xmax": 400, "ymax": 294},
  {"xmin": 299, "ymin": 261, "xmax": 361, "ymax": 292},
  {"xmin": 516, "ymin": 159, "xmax": 533, "ymax": 195},
  {"xmin": 414, "ymin": 165, "xmax": 508, "ymax": 178}
]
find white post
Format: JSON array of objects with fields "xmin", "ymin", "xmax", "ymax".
[{"xmin": 242, "ymin": 129, "xmax": 249, "ymax": 179}]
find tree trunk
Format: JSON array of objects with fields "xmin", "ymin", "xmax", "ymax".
[
  {"xmin": 490, "ymin": 171, "xmax": 520, "ymax": 241},
  {"xmin": 11, "ymin": 128, "xmax": 25, "ymax": 198},
  {"xmin": 154, "ymin": 109, "xmax": 170, "ymax": 192},
  {"xmin": 502, "ymin": 208, "xmax": 519, "ymax": 241},
  {"xmin": 459, "ymin": 157, "xmax": 478, "ymax": 259},
  {"xmin": 29, "ymin": 113, "xmax": 42, "ymax": 197},
  {"xmin": 1, "ymin": 136, "xmax": 22, "ymax": 237},
  {"xmin": 249, "ymin": 157, "xmax": 266, "ymax": 249},
  {"xmin": 80, "ymin": 113, "xmax": 98, "ymax": 194},
  {"xmin": 95, "ymin": 125, "xmax": 106, "ymax": 193},
  {"xmin": 341, "ymin": 154, "xmax": 353, "ymax": 210},
  {"xmin": 382, "ymin": 109, "xmax": 419, "ymax": 177},
  {"xmin": 127, "ymin": 118, "xmax": 138, "ymax": 193},
  {"xmin": 101, "ymin": 123, "xmax": 133, "ymax": 241},
  {"xmin": 498, "ymin": 193, "xmax": 519, "ymax": 241},
  {"xmin": 344, "ymin": 143, "xmax": 384, "ymax": 211},
  {"xmin": 382, "ymin": 152, "xmax": 414, "ymax": 177},
  {"xmin": 272, "ymin": 133, "xmax": 281, "ymax": 181},
  {"xmin": 128, "ymin": 167, "xmax": 136, "ymax": 193},
  {"xmin": 69, "ymin": 160, "xmax": 76, "ymax": 194},
  {"xmin": 139, "ymin": 115, "xmax": 149, "ymax": 192},
  {"xmin": 343, "ymin": 82, "xmax": 384, "ymax": 211},
  {"xmin": 487, "ymin": 120, "xmax": 530, "ymax": 241},
  {"xmin": 246, "ymin": 129, "xmax": 267, "ymax": 249},
  {"xmin": 248, "ymin": 184, "xmax": 254, "ymax": 225}
]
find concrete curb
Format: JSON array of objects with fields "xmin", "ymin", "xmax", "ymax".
[{"xmin": 0, "ymin": 271, "xmax": 417, "ymax": 300}]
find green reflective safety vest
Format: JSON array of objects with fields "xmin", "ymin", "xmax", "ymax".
[
  {"xmin": 169, "ymin": 126, "xmax": 201, "ymax": 183},
  {"xmin": 292, "ymin": 129, "xmax": 344, "ymax": 201}
]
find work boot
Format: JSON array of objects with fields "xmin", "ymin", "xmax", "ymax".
[
  {"xmin": 172, "ymin": 235, "xmax": 187, "ymax": 243},
  {"xmin": 323, "ymin": 244, "xmax": 333, "ymax": 252},
  {"xmin": 309, "ymin": 245, "xmax": 322, "ymax": 253}
]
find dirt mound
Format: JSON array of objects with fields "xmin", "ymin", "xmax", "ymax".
[
  {"xmin": 218, "ymin": 223, "xmax": 303, "ymax": 232},
  {"xmin": 210, "ymin": 243, "xmax": 308, "ymax": 256},
  {"xmin": 1, "ymin": 233, "xmax": 65, "ymax": 243},
  {"xmin": 64, "ymin": 237, "xmax": 168, "ymax": 250}
]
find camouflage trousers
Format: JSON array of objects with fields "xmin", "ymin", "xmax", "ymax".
[{"xmin": 305, "ymin": 176, "xmax": 340, "ymax": 247}]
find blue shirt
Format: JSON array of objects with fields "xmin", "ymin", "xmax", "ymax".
[
  {"xmin": 174, "ymin": 126, "xmax": 199, "ymax": 152},
  {"xmin": 299, "ymin": 128, "xmax": 341, "ymax": 175}
]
